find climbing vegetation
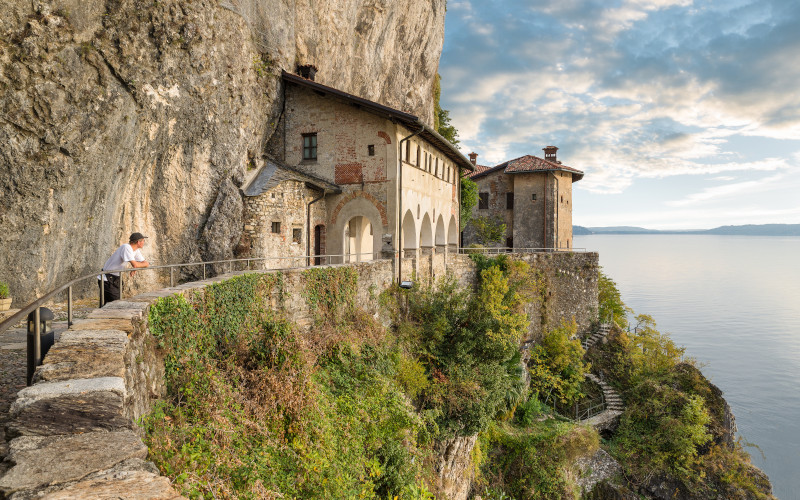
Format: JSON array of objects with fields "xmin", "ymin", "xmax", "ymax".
[{"xmin": 528, "ymin": 319, "xmax": 589, "ymax": 406}]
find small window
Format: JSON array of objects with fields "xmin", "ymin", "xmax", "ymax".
[
  {"xmin": 561, "ymin": 195, "xmax": 564, "ymax": 203},
  {"xmin": 271, "ymin": 221, "xmax": 281, "ymax": 233},
  {"xmin": 435, "ymin": 158, "xmax": 439, "ymax": 177},
  {"xmin": 506, "ymin": 237, "xmax": 513, "ymax": 249},
  {"xmin": 303, "ymin": 133, "xmax": 317, "ymax": 160},
  {"xmin": 506, "ymin": 192, "xmax": 514, "ymax": 209},
  {"xmin": 292, "ymin": 228, "xmax": 302, "ymax": 244},
  {"xmin": 405, "ymin": 141, "xmax": 411, "ymax": 162},
  {"xmin": 368, "ymin": 144, "xmax": 375, "ymax": 156},
  {"xmin": 416, "ymin": 145, "xmax": 421, "ymax": 166},
  {"xmin": 479, "ymin": 192, "xmax": 489, "ymax": 210},
  {"xmin": 532, "ymin": 193, "xmax": 537, "ymax": 201}
]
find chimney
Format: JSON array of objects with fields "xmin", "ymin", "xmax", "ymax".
[
  {"xmin": 468, "ymin": 152, "xmax": 478, "ymax": 166},
  {"xmin": 543, "ymin": 146, "xmax": 558, "ymax": 163},
  {"xmin": 297, "ymin": 64, "xmax": 318, "ymax": 81}
]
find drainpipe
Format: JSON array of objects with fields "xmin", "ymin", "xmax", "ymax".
[
  {"xmin": 553, "ymin": 172, "xmax": 560, "ymax": 250},
  {"xmin": 397, "ymin": 124, "xmax": 425, "ymax": 283},
  {"xmin": 306, "ymin": 188, "xmax": 326, "ymax": 266},
  {"xmin": 543, "ymin": 175, "xmax": 547, "ymax": 250}
]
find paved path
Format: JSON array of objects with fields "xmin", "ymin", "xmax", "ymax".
[{"xmin": 0, "ymin": 301, "xmax": 94, "ymax": 475}]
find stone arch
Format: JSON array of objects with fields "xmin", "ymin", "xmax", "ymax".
[
  {"xmin": 329, "ymin": 196, "xmax": 383, "ymax": 263},
  {"xmin": 344, "ymin": 215, "xmax": 374, "ymax": 262},
  {"xmin": 420, "ymin": 213, "xmax": 433, "ymax": 249},
  {"xmin": 377, "ymin": 131, "xmax": 392, "ymax": 145},
  {"xmin": 448, "ymin": 216, "xmax": 458, "ymax": 246},
  {"xmin": 402, "ymin": 210, "xmax": 417, "ymax": 250},
  {"xmin": 330, "ymin": 192, "xmax": 388, "ymax": 226},
  {"xmin": 435, "ymin": 215, "xmax": 446, "ymax": 247}
]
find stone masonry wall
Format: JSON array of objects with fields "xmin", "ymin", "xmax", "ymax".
[{"xmin": 0, "ymin": 252, "xmax": 596, "ymax": 498}]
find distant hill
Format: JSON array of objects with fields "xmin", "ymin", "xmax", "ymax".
[{"xmin": 573, "ymin": 224, "xmax": 800, "ymax": 236}]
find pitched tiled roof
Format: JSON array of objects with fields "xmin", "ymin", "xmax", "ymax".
[
  {"xmin": 243, "ymin": 158, "xmax": 342, "ymax": 197},
  {"xmin": 468, "ymin": 155, "xmax": 584, "ymax": 182},
  {"xmin": 465, "ymin": 164, "xmax": 492, "ymax": 178}
]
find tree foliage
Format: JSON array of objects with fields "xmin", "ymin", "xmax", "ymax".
[
  {"xmin": 433, "ymin": 73, "xmax": 459, "ymax": 146},
  {"xmin": 460, "ymin": 176, "xmax": 478, "ymax": 228},
  {"xmin": 528, "ymin": 320, "xmax": 589, "ymax": 406},
  {"xmin": 598, "ymin": 268, "xmax": 631, "ymax": 328},
  {"xmin": 472, "ymin": 215, "xmax": 507, "ymax": 246}
]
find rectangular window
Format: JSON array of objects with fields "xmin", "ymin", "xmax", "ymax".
[
  {"xmin": 292, "ymin": 228, "xmax": 302, "ymax": 244},
  {"xmin": 271, "ymin": 221, "xmax": 281, "ymax": 233},
  {"xmin": 479, "ymin": 192, "xmax": 489, "ymax": 209},
  {"xmin": 302, "ymin": 133, "xmax": 317, "ymax": 160},
  {"xmin": 416, "ymin": 145, "xmax": 421, "ymax": 166},
  {"xmin": 368, "ymin": 144, "xmax": 375, "ymax": 156},
  {"xmin": 405, "ymin": 141, "xmax": 410, "ymax": 162},
  {"xmin": 531, "ymin": 193, "xmax": 537, "ymax": 201},
  {"xmin": 506, "ymin": 237, "xmax": 513, "ymax": 249},
  {"xmin": 506, "ymin": 192, "xmax": 514, "ymax": 209},
  {"xmin": 435, "ymin": 158, "xmax": 439, "ymax": 177}
]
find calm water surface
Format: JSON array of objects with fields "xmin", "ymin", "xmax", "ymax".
[{"xmin": 574, "ymin": 234, "xmax": 800, "ymax": 500}]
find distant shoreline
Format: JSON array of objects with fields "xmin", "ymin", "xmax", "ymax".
[{"xmin": 573, "ymin": 223, "xmax": 800, "ymax": 237}]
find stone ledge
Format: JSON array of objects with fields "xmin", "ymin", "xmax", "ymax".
[
  {"xmin": 0, "ymin": 430, "xmax": 147, "ymax": 495},
  {"xmin": 87, "ymin": 309, "xmax": 144, "ymax": 320}
]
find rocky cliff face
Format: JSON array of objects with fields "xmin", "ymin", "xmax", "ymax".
[{"xmin": 0, "ymin": 0, "xmax": 445, "ymax": 301}]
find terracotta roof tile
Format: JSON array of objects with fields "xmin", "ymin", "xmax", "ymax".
[{"xmin": 469, "ymin": 155, "xmax": 584, "ymax": 181}]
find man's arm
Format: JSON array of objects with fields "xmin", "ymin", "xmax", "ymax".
[{"xmin": 130, "ymin": 259, "xmax": 149, "ymax": 268}]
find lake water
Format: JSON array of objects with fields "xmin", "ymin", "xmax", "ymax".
[{"xmin": 574, "ymin": 234, "xmax": 800, "ymax": 500}]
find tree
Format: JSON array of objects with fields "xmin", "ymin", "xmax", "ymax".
[
  {"xmin": 433, "ymin": 74, "xmax": 459, "ymax": 146},
  {"xmin": 460, "ymin": 176, "xmax": 478, "ymax": 227},
  {"xmin": 472, "ymin": 215, "xmax": 506, "ymax": 246}
]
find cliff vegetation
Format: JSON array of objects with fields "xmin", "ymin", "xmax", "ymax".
[{"xmin": 140, "ymin": 261, "xmax": 773, "ymax": 499}]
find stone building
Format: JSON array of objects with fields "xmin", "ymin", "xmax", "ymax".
[
  {"xmin": 462, "ymin": 147, "xmax": 583, "ymax": 250},
  {"xmin": 241, "ymin": 70, "xmax": 474, "ymax": 275}
]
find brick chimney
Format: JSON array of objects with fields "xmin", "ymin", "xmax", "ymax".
[
  {"xmin": 468, "ymin": 152, "xmax": 478, "ymax": 166},
  {"xmin": 297, "ymin": 64, "xmax": 318, "ymax": 81},
  {"xmin": 543, "ymin": 146, "xmax": 558, "ymax": 163}
]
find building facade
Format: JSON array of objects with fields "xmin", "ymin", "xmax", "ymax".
[
  {"xmin": 241, "ymin": 71, "xmax": 474, "ymax": 274},
  {"xmin": 462, "ymin": 147, "xmax": 583, "ymax": 250}
]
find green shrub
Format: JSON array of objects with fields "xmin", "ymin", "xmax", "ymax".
[
  {"xmin": 0, "ymin": 281, "xmax": 9, "ymax": 299},
  {"xmin": 598, "ymin": 269, "xmax": 630, "ymax": 328},
  {"xmin": 528, "ymin": 319, "xmax": 589, "ymax": 406}
]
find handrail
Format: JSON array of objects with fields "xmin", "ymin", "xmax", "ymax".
[
  {"xmin": 458, "ymin": 247, "xmax": 588, "ymax": 254},
  {"xmin": 0, "ymin": 251, "xmax": 383, "ymax": 337}
]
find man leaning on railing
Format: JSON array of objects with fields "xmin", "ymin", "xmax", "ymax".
[{"xmin": 98, "ymin": 232, "xmax": 150, "ymax": 306}]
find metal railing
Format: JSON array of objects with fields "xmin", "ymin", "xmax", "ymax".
[
  {"xmin": 458, "ymin": 247, "xmax": 588, "ymax": 254},
  {"xmin": 0, "ymin": 251, "xmax": 383, "ymax": 374},
  {"xmin": 573, "ymin": 395, "xmax": 607, "ymax": 421}
]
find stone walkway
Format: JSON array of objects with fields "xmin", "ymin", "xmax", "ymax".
[{"xmin": 0, "ymin": 300, "xmax": 95, "ymax": 476}]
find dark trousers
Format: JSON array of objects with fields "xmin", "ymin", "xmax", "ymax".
[{"xmin": 98, "ymin": 275, "xmax": 120, "ymax": 306}]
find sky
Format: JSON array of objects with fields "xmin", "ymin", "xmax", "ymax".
[{"xmin": 439, "ymin": 0, "xmax": 800, "ymax": 230}]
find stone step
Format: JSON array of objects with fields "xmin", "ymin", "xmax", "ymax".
[
  {"xmin": 6, "ymin": 377, "xmax": 130, "ymax": 437},
  {"xmin": 0, "ymin": 430, "xmax": 147, "ymax": 496}
]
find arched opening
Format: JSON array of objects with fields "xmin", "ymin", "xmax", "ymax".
[
  {"xmin": 435, "ymin": 215, "xmax": 446, "ymax": 251},
  {"xmin": 420, "ymin": 213, "xmax": 433, "ymax": 254},
  {"xmin": 448, "ymin": 216, "xmax": 458, "ymax": 249},
  {"xmin": 402, "ymin": 210, "xmax": 417, "ymax": 250},
  {"xmin": 344, "ymin": 216, "xmax": 374, "ymax": 262},
  {"xmin": 314, "ymin": 224, "xmax": 326, "ymax": 265}
]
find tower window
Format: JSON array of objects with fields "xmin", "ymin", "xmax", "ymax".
[
  {"xmin": 479, "ymin": 192, "xmax": 489, "ymax": 209},
  {"xmin": 368, "ymin": 144, "xmax": 375, "ymax": 156},
  {"xmin": 302, "ymin": 133, "xmax": 317, "ymax": 160},
  {"xmin": 292, "ymin": 228, "xmax": 302, "ymax": 244},
  {"xmin": 532, "ymin": 193, "xmax": 537, "ymax": 201},
  {"xmin": 271, "ymin": 221, "xmax": 281, "ymax": 233}
]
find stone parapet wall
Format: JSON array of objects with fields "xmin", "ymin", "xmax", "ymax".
[{"xmin": 0, "ymin": 253, "xmax": 597, "ymax": 498}]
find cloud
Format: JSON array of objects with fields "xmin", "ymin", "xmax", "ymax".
[
  {"xmin": 441, "ymin": 0, "xmax": 800, "ymax": 201},
  {"xmin": 666, "ymin": 171, "xmax": 789, "ymax": 207}
]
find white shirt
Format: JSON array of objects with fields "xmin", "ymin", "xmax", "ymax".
[{"xmin": 99, "ymin": 243, "xmax": 145, "ymax": 280}]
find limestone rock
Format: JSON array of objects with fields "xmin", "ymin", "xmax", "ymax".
[
  {"xmin": 574, "ymin": 449, "xmax": 624, "ymax": 496},
  {"xmin": 39, "ymin": 470, "xmax": 186, "ymax": 499},
  {"xmin": 0, "ymin": 0, "xmax": 446, "ymax": 302},
  {"xmin": 7, "ymin": 377, "xmax": 129, "ymax": 437},
  {"xmin": 0, "ymin": 430, "xmax": 147, "ymax": 495},
  {"xmin": 434, "ymin": 435, "xmax": 477, "ymax": 500}
]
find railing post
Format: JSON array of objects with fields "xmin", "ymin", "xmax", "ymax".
[
  {"xmin": 119, "ymin": 272, "xmax": 123, "ymax": 300},
  {"xmin": 33, "ymin": 307, "xmax": 41, "ymax": 370},
  {"xmin": 67, "ymin": 286, "xmax": 73, "ymax": 327},
  {"xmin": 203, "ymin": 264, "xmax": 206, "ymax": 280},
  {"xmin": 170, "ymin": 267, "xmax": 174, "ymax": 287},
  {"xmin": 99, "ymin": 274, "xmax": 104, "ymax": 307}
]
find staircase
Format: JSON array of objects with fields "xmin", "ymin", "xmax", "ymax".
[
  {"xmin": 581, "ymin": 321, "xmax": 612, "ymax": 351},
  {"xmin": 586, "ymin": 374, "xmax": 624, "ymax": 413}
]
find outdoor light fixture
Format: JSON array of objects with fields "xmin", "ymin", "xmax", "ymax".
[{"xmin": 399, "ymin": 281, "xmax": 414, "ymax": 289}]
